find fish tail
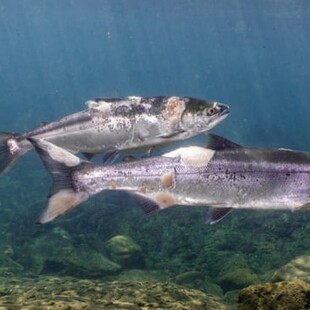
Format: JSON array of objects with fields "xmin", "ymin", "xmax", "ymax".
[
  {"xmin": 28, "ymin": 138, "xmax": 89, "ymax": 224},
  {"xmin": 0, "ymin": 131, "xmax": 22, "ymax": 175}
]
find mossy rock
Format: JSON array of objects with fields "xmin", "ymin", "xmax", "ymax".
[
  {"xmin": 238, "ymin": 279, "xmax": 310, "ymax": 310},
  {"xmin": 174, "ymin": 270, "xmax": 202, "ymax": 285},
  {"xmin": 272, "ymin": 254, "xmax": 310, "ymax": 283},
  {"xmin": 0, "ymin": 254, "xmax": 24, "ymax": 277},
  {"xmin": 28, "ymin": 228, "xmax": 121, "ymax": 276},
  {"xmin": 218, "ymin": 268, "xmax": 260, "ymax": 291},
  {"xmin": 116, "ymin": 269, "xmax": 169, "ymax": 282},
  {"xmin": 107, "ymin": 235, "xmax": 142, "ymax": 267},
  {"xmin": 0, "ymin": 275, "xmax": 229, "ymax": 309}
]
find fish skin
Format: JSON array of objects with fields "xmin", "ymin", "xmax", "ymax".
[
  {"xmin": 30, "ymin": 135, "xmax": 310, "ymax": 224},
  {"xmin": 0, "ymin": 96, "xmax": 229, "ymax": 175}
]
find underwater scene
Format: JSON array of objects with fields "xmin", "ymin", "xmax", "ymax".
[{"xmin": 0, "ymin": 1, "xmax": 310, "ymax": 309}]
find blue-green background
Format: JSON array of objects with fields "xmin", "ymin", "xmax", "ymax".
[{"xmin": 0, "ymin": 0, "xmax": 309, "ymax": 307}]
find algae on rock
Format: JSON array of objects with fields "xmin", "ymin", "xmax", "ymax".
[
  {"xmin": 238, "ymin": 279, "xmax": 310, "ymax": 310},
  {"xmin": 27, "ymin": 228, "xmax": 121, "ymax": 276},
  {"xmin": 107, "ymin": 235, "xmax": 143, "ymax": 267},
  {"xmin": 272, "ymin": 254, "xmax": 310, "ymax": 283}
]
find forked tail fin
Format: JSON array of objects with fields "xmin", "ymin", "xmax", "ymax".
[
  {"xmin": 0, "ymin": 132, "xmax": 23, "ymax": 175},
  {"xmin": 29, "ymin": 138, "xmax": 89, "ymax": 224}
]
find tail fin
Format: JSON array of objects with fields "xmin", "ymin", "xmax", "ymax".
[
  {"xmin": 29, "ymin": 138, "xmax": 89, "ymax": 224},
  {"xmin": 0, "ymin": 132, "xmax": 23, "ymax": 175}
]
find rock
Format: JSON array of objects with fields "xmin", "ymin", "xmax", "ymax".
[
  {"xmin": 174, "ymin": 272, "xmax": 224, "ymax": 297},
  {"xmin": 0, "ymin": 234, "xmax": 24, "ymax": 277},
  {"xmin": 0, "ymin": 275, "xmax": 229, "ymax": 309},
  {"xmin": 107, "ymin": 235, "xmax": 142, "ymax": 267},
  {"xmin": 272, "ymin": 254, "xmax": 310, "ymax": 283},
  {"xmin": 174, "ymin": 270, "xmax": 202, "ymax": 285},
  {"xmin": 116, "ymin": 269, "xmax": 169, "ymax": 282},
  {"xmin": 0, "ymin": 255, "xmax": 24, "ymax": 277},
  {"xmin": 238, "ymin": 279, "xmax": 310, "ymax": 310},
  {"xmin": 28, "ymin": 228, "xmax": 121, "ymax": 276},
  {"xmin": 217, "ymin": 268, "xmax": 260, "ymax": 291}
]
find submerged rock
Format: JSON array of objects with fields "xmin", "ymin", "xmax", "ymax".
[
  {"xmin": 107, "ymin": 235, "xmax": 143, "ymax": 267},
  {"xmin": 0, "ymin": 254, "xmax": 24, "ymax": 277},
  {"xmin": 217, "ymin": 267, "xmax": 260, "ymax": 291},
  {"xmin": 272, "ymin": 254, "xmax": 310, "ymax": 283},
  {"xmin": 238, "ymin": 279, "xmax": 310, "ymax": 310},
  {"xmin": 28, "ymin": 228, "xmax": 121, "ymax": 276},
  {"xmin": 116, "ymin": 269, "xmax": 169, "ymax": 282},
  {"xmin": 174, "ymin": 271, "xmax": 224, "ymax": 298},
  {"xmin": 174, "ymin": 270, "xmax": 202, "ymax": 285},
  {"xmin": 0, "ymin": 275, "xmax": 229, "ymax": 309}
]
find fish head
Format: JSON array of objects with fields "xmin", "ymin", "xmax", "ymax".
[{"xmin": 180, "ymin": 99, "xmax": 229, "ymax": 133}]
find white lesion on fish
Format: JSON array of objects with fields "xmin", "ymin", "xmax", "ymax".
[
  {"xmin": 86, "ymin": 99, "xmax": 112, "ymax": 115},
  {"xmin": 7, "ymin": 138, "xmax": 21, "ymax": 155},
  {"xmin": 127, "ymin": 96, "xmax": 143, "ymax": 105},
  {"xmin": 160, "ymin": 170, "xmax": 176, "ymax": 189},
  {"xmin": 130, "ymin": 115, "xmax": 161, "ymax": 143},
  {"xmin": 86, "ymin": 99, "xmax": 113, "ymax": 129},
  {"xmin": 163, "ymin": 97, "xmax": 187, "ymax": 134},
  {"xmin": 107, "ymin": 117, "xmax": 133, "ymax": 134},
  {"xmin": 165, "ymin": 97, "xmax": 186, "ymax": 120},
  {"xmin": 152, "ymin": 191, "xmax": 177, "ymax": 208},
  {"xmin": 163, "ymin": 146, "xmax": 215, "ymax": 167}
]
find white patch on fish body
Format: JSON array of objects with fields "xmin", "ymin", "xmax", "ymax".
[
  {"xmin": 49, "ymin": 146, "xmax": 81, "ymax": 167},
  {"xmin": 86, "ymin": 100, "xmax": 112, "ymax": 115},
  {"xmin": 7, "ymin": 138, "xmax": 21, "ymax": 155},
  {"xmin": 131, "ymin": 115, "xmax": 160, "ymax": 142},
  {"xmin": 39, "ymin": 189, "xmax": 89, "ymax": 224},
  {"xmin": 127, "ymin": 96, "xmax": 142, "ymax": 103},
  {"xmin": 151, "ymin": 191, "xmax": 176, "ymax": 208},
  {"xmin": 160, "ymin": 170, "xmax": 175, "ymax": 189},
  {"xmin": 165, "ymin": 97, "xmax": 186, "ymax": 127},
  {"xmin": 109, "ymin": 116, "xmax": 132, "ymax": 133},
  {"xmin": 163, "ymin": 146, "xmax": 215, "ymax": 167},
  {"xmin": 36, "ymin": 139, "xmax": 81, "ymax": 167}
]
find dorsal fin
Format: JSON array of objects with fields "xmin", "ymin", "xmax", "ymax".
[{"xmin": 207, "ymin": 134, "xmax": 241, "ymax": 151}]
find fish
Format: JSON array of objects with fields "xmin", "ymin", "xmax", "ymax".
[
  {"xmin": 0, "ymin": 96, "xmax": 229, "ymax": 175},
  {"xmin": 29, "ymin": 134, "xmax": 310, "ymax": 225}
]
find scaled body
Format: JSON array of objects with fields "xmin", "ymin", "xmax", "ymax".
[
  {"xmin": 31, "ymin": 135, "xmax": 310, "ymax": 224},
  {"xmin": 0, "ymin": 96, "xmax": 229, "ymax": 174}
]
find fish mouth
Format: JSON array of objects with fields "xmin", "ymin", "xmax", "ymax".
[{"xmin": 217, "ymin": 103, "xmax": 230, "ymax": 117}]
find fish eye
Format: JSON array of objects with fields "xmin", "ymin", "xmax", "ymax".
[{"xmin": 207, "ymin": 107, "xmax": 216, "ymax": 116}]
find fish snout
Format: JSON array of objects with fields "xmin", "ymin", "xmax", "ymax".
[{"xmin": 215, "ymin": 102, "xmax": 230, "ymax": 117}]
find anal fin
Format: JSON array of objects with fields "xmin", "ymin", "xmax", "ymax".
[
  {"xmin": 159, "ymin": 129, "xmax": 185, "ymax": 139},
  {"xmin": 131, "ymin": 193, "xmax": 161, "ymax": 215}
]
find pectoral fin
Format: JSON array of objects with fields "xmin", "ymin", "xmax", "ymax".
[
  {"xmin": 131, "ymin": 191, "xmax": 176, "ymax": 215},
  {"xmin": 159, "ymin": 130, "xmax": 185, "ymax": 139},
  {"xmin": 207, "ymin": 207, "xmax": 233, "ymax": 224}
]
